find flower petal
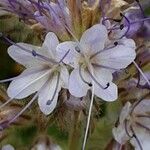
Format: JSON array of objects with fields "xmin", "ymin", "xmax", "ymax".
[
  {"xmin": 119, "ymin": 38, "xmax": 136, "ymax": 49},
  {"xmin": 8, "ymin": 43, "xmax": 48, "ymax": 67},
  {"xmin": 60, "ymin": 65, "xmax": 69, "ymax": 88},
  {"xmin": 80, "ymin": 24, "xmax": 108, "ymax": 55},
  {"xmin": 94, "ymin": 82, "xmax": 118, "ymax": 101},
  {"xmin": 69, "ymin": 68, "xmax": 90, "ymax": 97},
  {"xmin": 56, "ymin": 41, "xmax": 80, "ymax": 67},
  {"xmin": 42, "ymin": 32, "xmax": 59, "ymax": 58},
  {"xmin": 113, "ymin": 124, "xmax": 129, "ymax": 145},
  {"xmin": 130, "ymin": 129, "xmax": 150, "ymax": 150},
  {"xmin": 38, "ymin": 75, "xmax": 61, "ymax": 115},
  {"xmin": 119, "ymin": 102, "xmax": 131, "ymax": 123},
  {"xmin": 7, "ymin": 67, "xmax": 50, "ymax": 99},
  {"xmin": 95, "ymin": 44, "xmax": 136, "ymax": 69}
]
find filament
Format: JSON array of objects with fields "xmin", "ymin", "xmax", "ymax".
[
  {"xmin": 130, "ymin": 126, "xmax": 143, "ymax": 150},
  {"xmin": 87, "ymin": 69, "xmax": 109, "ymax": 89},
  {"xmin": 8, "ymin": 93, "xmax": 38, "ymax": 124},
  {"xmin": 124, "ymin": 119, "xmax": 134, "ymax": 138},
  {"xmin": 46, "ymin": 73, "xmax": 60, "ymax": 105},
  {"xmin": 119, "ymin": 13, "xmax": 131, "ymax": 39},
  {"xmin": 0, "ymin": 33, "xmax": 57, "ymax": 64},
  {"xmin": 58, "ymin": 49, "xmax": 70, "ymax": 63},
  {"xmin": 82, "ymin": 67, "xmax": 95, "ymax": 150},
  {"xmin": 133, "ymin": 61, "xmax": 150, "ymax": 87},
  {"xmin": 79, "ymin": 66, "xmax": 92, "ymax": 87}
]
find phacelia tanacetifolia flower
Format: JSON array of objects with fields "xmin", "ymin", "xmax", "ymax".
[{"xmin": 56, "ymin": 24, "xmax": 136, "ymax": 101}]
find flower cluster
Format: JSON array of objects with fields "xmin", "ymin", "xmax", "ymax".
[{"xmin": 0, "ymin": 24, "xmax": 136, "ymax": 116}]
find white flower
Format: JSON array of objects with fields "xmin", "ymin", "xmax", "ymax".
[
  {"xmin": 56, "ymin": 24, "xmax": 136, "ymax": 101},
  {"xmin": 2, "ymin": 144, "xmax": 15, "ymax": 150},
  {"xmin": 7, "ymin": 32, "xmax": 69, "ymax": 115},
  {"xmin": 113, "ymin": 99, "xmax": 150, "ymax": 150}
]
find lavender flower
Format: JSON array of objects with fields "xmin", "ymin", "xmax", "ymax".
[{"xmin": 113, "ymin": 99, "xmax": 150, "ymax": 150}]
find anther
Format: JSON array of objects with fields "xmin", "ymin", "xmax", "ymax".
[
  {"xmin": 120, "ymin": 24, "xmax": 124, "ymax": 30},
  {"xmin": 88, "ymin": 83, "xmax": 92, "ymax": 87},
  {"xmin": 46, "ymin": 100, "xmax": 52, "ymax": 105},
  {"xmin": 120, "ymin": 13, "xmax": 123, "ymax": 17},
  {"xmin": 114, "ymin": 42, "xmax": 118, "ymax": 46},
  {"xmin": 113, "ymin": 19, "xmax": 122, "ymax": 22},
  {"xmin": 104, "ymin": 83, "xmax": 110, "ymax": 89},
  {"xmin": 32, "ymin": 50, "xmax": 37, "ymax": 57},
  {"xmin": 75, "ymin": 46, "xmax": 81, "ymax": 53}
]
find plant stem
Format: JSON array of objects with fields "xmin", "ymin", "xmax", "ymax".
[{"xmin": 68, "ymin": 111, "xmax": 82, "ymax": 150}]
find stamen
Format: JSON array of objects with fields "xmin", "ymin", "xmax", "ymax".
[
  {"xmin": 119, "ymin": 13, "xmax": 131, "ymax": 39},
  {"xmin": 75, "ymin": 46, "xmax": 81, "ymax": 53},
  {"xmin": 79, "ymin": 66, "xmax": 92, "ymax": 87},
  {"xmin": 45, "ymin": 2, "xmax": 82, "ymax": 51},
  {"xmin": 130, "ymin": 126, "xmax": 143, "ymax": 150},
  {"xmin": 120, "ymin": 24, "xmax": 124, "ymax": 30},
  {"xmin": 82, "ymin": 68, "xmax": 95, "ymax": 150},
  {"xmin": 130, "ymin": 98, "xmax": 143, "ymax": 115},
  {"xmin": 124, "ymin": 119, "xmax": 134, "ymax": 138},
  {"xmin": 135, "ymin": 0, "xmax": 145, "ymax": 17},
  {"xmin": 58, "ymin": 49, "xmax": 70, "ymax": 63},
  {"xmin": 46, "ymin": 73, "xmax": 60, "ymax": 105},
  {"xmin": 8, "ymin": 93, "xmax": 38, "ymax": 125},
  {"xmin": 87, "ymin": 69, "xmax": 109, "ymax": 89},
  {"xmin": 0, "ymin": 33, "xmax": 57, "ymax": 64},
  {"xmin": 131, "ymin": 17, "xmax": 150, "ymax": 24},
  {"xmin": 133, "ymin": 61, "xmax": 150, "ymax": 87}
]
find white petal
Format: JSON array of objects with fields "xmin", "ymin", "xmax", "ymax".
[
  {"xmin": 38, "ymin": 75, "xmax": 61, "ymax": 115},
  {"xmin": 56, "ymin": 41, "xmax": 80, "ymax": 67},
  {"xmin": 130, "ymin": 129, "xmax": 150, "ymax": 150},
  {"xmin": 119, "ymin": 102, "xmax": 131, "ymax": 124},
  {"xmin": 69, "ymin": 68, "xmax": 90, "ymax": 97},
  {"xmin": 96, "ymin": 44, "xmax": 136, "ymax": 69},
  {"xmin": 42, "ymin": 32, "xmax": 59, "ymax": 58},
  {"xmin": 8, "ymin": 43, "xmax": 48, "ymax": 67},
  {"xmin": 134, "ymin": 99, "xmax": 150, "ymax": 114},
  {"xmin": 89, "ymin": 67, "xmax": 117, "ymax": 101},
  {"xmin": 7, "ymin": 67, "xmax": 50, "ymax": 99},
  {"xmin": 60, "ymin": 65, "xmax": 69, "ymax": 88},
  {"xmin": 92, "ymin": 67, "xmax": 113, "ymax": 82},
  {"xmin": 119, "ymin": 38, "xmax": 136, "ymax": 49},
  {"xmin": 94, "ymin": 82, "xmax": 118, "ymax": 101},
  {"xmin": 113, "ymin": 125, "xmax": 129, "ymax": 145},
  {"xmin": 2, "ymin": 144, "xmax": 15, "ymax": 150},
  {"xmin": 80, "ymin": 24, "xmax": 108, "ymax": 55}
]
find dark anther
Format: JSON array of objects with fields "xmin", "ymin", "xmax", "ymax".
[
  {"xmin": 114, "ymin": 42, "xmax": 118, "ymax": 46},
  {"xmin": 88, "ymin": 83, "xmax": 92, "ymax": 87},
  {"xmin": 32, "ymin": 50, "xmax": 37, "ymax": 57},
  {"xmin": 120, "ymin": 24, "xmax": 124, "ymax": 30},
  {"xmin": 135, "ymin": 0, "xmax": 139, "ymax": 2},
  {"xmin": 75, "ymin": 46, "xmax": 81, "ymax": 53},
  {"xmin": 120, "ymin": 13, "xmax": 123, "ymax": 17},
  {"xmin": 46, "ymin": 100, "xmax": 52, "ymax": 105},
  {"xmin": 104, "ymin": 83, "xmax": 110, "ymax": 89},
  {"xmin": 113, "ymin": 19, "xmax": 121, "ymax": 22}
]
